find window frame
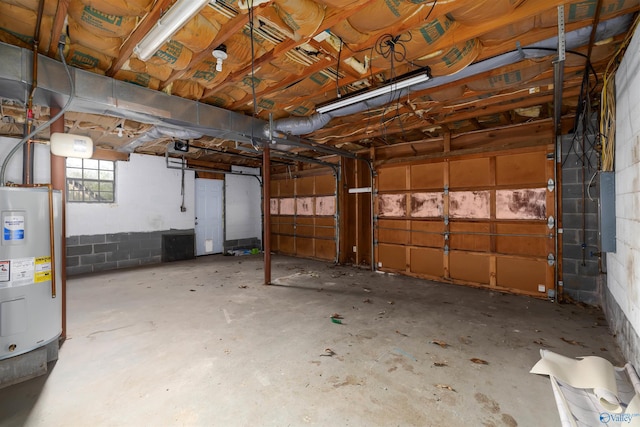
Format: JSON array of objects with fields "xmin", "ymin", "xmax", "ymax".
[{"xmin": 65, "ymin": 158, "xmax": 116, "ymax": 203}]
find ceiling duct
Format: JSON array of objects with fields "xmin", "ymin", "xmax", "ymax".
[{"xmin": 267, "ymin": 14, "xmax": 633, "ymax": 138}]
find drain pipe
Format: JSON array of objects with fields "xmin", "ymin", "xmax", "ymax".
[{"xmin": 23, "ymin": 0, "xmax": 46, "ymax": 184}]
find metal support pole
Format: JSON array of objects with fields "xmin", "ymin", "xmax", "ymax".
[
  {"xmin": 263, "ymin": 142, "xmax": 271, "ymax": 285},
  {"xmin": 49, "ymin": 107, "xmax": 67, "ymax": 339}
]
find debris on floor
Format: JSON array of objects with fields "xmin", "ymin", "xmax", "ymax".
[
  {"xmin": 430, "ymin": 339, "xmax": 449, "ymax": 348},
  {"xmin": 470, "ymin": 358, "xmax": 489, "ymax": 365},
  {"xmin": 531, "ymin": 350, "xmax": 640, "ymax": 426},
  {"xmin": 435, "ymin": 384, "xmax": 457, "ymax": 392}
]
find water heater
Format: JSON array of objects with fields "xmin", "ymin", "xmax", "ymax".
[{"xmin": 0, "ymin": 187, "xmax": 62, "ymax": 360}]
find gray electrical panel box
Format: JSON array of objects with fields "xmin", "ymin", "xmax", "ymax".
[{"xmin": 600, "ymin": 171, "xmax": 616, "ymax": 252}]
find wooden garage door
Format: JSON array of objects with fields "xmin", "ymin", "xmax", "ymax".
[
  {"xmin": 375, "ymin": 146, "xmax": 556, "ymax": 297},
  {"xmin": 270, "ymin": 173, "xmax": 337, "ymax": 262}
]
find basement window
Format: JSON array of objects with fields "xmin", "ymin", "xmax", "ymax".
[{"xmin": 66, "ymin": 158, "xmax": 115, "ymax": 203}]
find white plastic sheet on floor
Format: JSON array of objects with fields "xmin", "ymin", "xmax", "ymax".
[{"xmin": 531, "ymin": 350, "xmax": 640, "ymax": 427}]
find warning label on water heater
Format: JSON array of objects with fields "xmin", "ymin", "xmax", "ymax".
[
  {"xmin": 35, "ymin": 256, "xmax": 52, "ymax": 283},
  {"xmin": 3, "ymin": 215, "xmax": 25, "ymax": 241}
]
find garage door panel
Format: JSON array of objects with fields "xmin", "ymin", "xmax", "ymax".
[
  {"xmin": 411, "ymin": 163, "xmax": 444, "ymax": 190},
  {"xmin": 379, "ymin": 244, "xmax": 406, "ymax": 271},
  {"xmin": 497, "ymin": 257, "xmax": 547, "ymax": 293},
  {"xmin": 496, "ymin": 152, "xmax": 547, "ymax": 185},
  {"xmin": 296, "ymin": 176, "xmax": 315, "ymax": 195},
  {"xmin": 315, "ymin": 175, "xmax": 335, "ymax": 194},
  {"xmin": 449, "ymin": 251, "xmax": 490, "ymax": 283},
  {"xmin": 296, "ymin": 238, "xmax": 314, "ymax": 258},
  {"xmin": 411, "ymin": 221, "xmax": 444, "ymax": 247},
  {"xmin": 378, "ymin": 166, "xmax": 408, "ymax": 191},
  {"xmin": 315, "ymin": 239, "xmax": 336, "ymax": 260},
  {"xmin": 410, "ymin": 248, "xmax": 444, "ymax": 276},
  {"xmin": 495, "ymin": 223, "xmax": 549, "ymax": 257},
  {"xmin": 450, "ymin": 158, "xmax": 491, "ymax": 188},
  {"xmin": 279, "ymin": 235, "xmax": 295, "ymax": 255},
  {"xmin": 450, "ymin": 222, "xmax": 491, "ymax": 251},
  {"xmin": 378, "ymin": 219, "xmax": 409, "ymax": 244}
]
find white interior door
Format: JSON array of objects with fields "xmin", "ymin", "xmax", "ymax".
[{"xmin": 195, "ymin": 179, "xmax": 224, "ymax": 256}]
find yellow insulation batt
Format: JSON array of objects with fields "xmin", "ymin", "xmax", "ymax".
[
  {"xmin": 0, "ymin": 3, "xmax": 53, "ymax": 53},
  {"xmin": 348, "ymin": 0, "xmax": 428, "ymax": 33},
  {"xmin": 284, "ymin": 101, "xmax": 316, "ymax": 116},
  {"xmin": 68, "ymin": 16, "xmax": 122, "ymax": 57},
  {"xmin": 329, "ymin": 18, "xmax": 370, "ymax": 45},
  {"xmin": 79, "ymin": 0, "xmax": 152, "ymax": 16},
  {"xmin": 171, "ymin": 80, "xmax": 205, "ymax": 100},
  {"xmin": 280, "ymin": 71, "xmax": 334, "ymax": 99},
  {"xmin": 126, "ymin": 58, "xmax": 173, "ymax": 82},
  {"xmin": 466, "ymin": 59, "xmax": 552, "ymax": 92},
  {"xmin": 66, "ymin": 43, "xmax": 113, "ymax": 71},
  {"xmin": 173, "ymin": 14, "xmax": 222, "ymax": 53},
  {"xmin": 270, "ymin": 53, "xmax": 308, "ymax": 75},
  {"xmin": 414, "ymin": 38, "xmax": 481, "ymax": 76},
  {"xmin": 3, "ymin": 0, "xmax": 58, "ymax": 16},
  {"xmin": 403, "ymin": 15, "xmax": 458, "ymax": 63},
  {"xmin": 224, "ymin": 31, "xmax": 274, "ymax": 68},
  {"xmin": 202, "ymin": 94, "xmax": 235, "ymax": 108},
  {"xmin": 479, "ymin": 17, "xmax": 536, "ymax": 46},
  {"xmin": 254, "ymin": 63, "xmax": 292, "ymax": 85},
  {"xmin": 184, "ymin": 60, "xmax": 231, "ymax": 89},
  {"xmin": 538, "ymin": 0, "xmax": 639, "ymax": 27},
  {"xmin": 449, "ymin": 0, "xmax": 526, "ymax": 25},
  {"xmin": 273, "ymin": 0, "xmax": 326, "ymax": 39},
  {"xmin": 146, "ymin": 40, "xmax": 193, "ymax": 71},
  {"xmin": 68, "ymin": 0, "xmax": 137, "ymax": 38},
  {"xmin": 113, "ymin": 70, "xmax": 160, "ymax": 90},
  {"xmin": 236, "ymin": 75, "xmax": 271, "ymax": 95}
]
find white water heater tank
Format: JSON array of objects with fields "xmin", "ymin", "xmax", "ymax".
[{"xmin": 0, "ymin": 187, "xmax": 62, "ymax": 360}]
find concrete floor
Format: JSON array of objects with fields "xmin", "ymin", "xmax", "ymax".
[{"xmin": 0, "ymin": 255, "xmax": 623, "ymax": 426}]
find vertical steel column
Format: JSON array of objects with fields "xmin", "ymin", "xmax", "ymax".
[
  {"xmin": 263, "ymin": 143, "xmax": 271, "ymax": 285},
  {"xmin": 49, "ymin": 107, "xmax": 67, "ymax": 339}
]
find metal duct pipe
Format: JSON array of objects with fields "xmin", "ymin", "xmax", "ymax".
[
  {"xmin": 269, "ymin": 14, "xmax": 633, "ymax": 137},
  {"xmin": 123, "ymin": 126, "xmax": 204, "ymax": 153}
]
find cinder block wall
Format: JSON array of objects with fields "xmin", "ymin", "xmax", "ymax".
[
  {"xmin": 561, "ymin": 132, "xmax": 602, "ymax": 304},
  {"xmin": 66, "ymin": 229, "xmax": 194, "ymax": 276}
]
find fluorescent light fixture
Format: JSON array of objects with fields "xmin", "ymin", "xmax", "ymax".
[
  {"xmin": 316, "ymin": 72, "xmax": 431, "ymax": 114},
  {"xmin": 133, "ymin": 0, "xmax": 212, "ymax": 61}
]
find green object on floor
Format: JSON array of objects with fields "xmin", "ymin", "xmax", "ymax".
[{"xmin": 331, "ymin": 317, "xmax": 342, "ymax": 324}]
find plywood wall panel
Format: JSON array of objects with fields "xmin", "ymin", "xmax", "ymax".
[
  {"xmin": 449, "ymin": 251, "xmax": 490, "ymax": 283},
  {"xmin": 495, "ymin": 223, "xmax": 548, "ymax": 257},
  {"xmin": 378, "ymin": 166, "xmax": 408, "ymax": 191},
  {"xmin": 315, "ymin": 217, "xmax": 336, "ymax": 238},
  {"xmin": 411, "ymin": 163, "xmax": 444, "ymax": 190},
  {"xmin": 271, "ymin": 180, "xmax": 279, "ymax": 196},
  {"xmin": 378, "ymin": 219, "xmax": 409, "ymax": 245},
  {"xmin": 450, "ymin": 158, "xmax": 491, "ymax": 188},
  {"xmin": 411, "ymin": 221, "xmax": 444, "ymax": 248},
  {"xmin": 379, "ymin": 244, "xmax": 406, "ymax": 271},
  {"xmin": 279, "ymin": 217, "xmax": 295, "ymax": 235},
  {"xmin": 410, "ymin": 247, "xmax": 444, "ymax": 277},
  {"xmin": 496, "ymin": 257, "xmax": 547, "ymax": 293},
  {"xmin": 496, "ymin": 151, "xmax": 547, "ymax": 185},
  {"xmin": 450, "ymin": 222, "xmax": 491, "ymax": 251}
]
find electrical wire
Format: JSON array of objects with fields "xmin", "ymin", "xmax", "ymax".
[{"xmin": 1, "ymin": 36, "xmax": 74, "ymax": 185}]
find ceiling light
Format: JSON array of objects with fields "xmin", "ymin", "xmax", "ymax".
[
  {"xmin": 133, "ymin": 0, "xmax": 212, "ymax": 62},
  {"xmin": 316, "ymin": 72, "xmax": 431, "ymax": 114},
  {"xmin": 212, "ymin": 44, "xmax": 228, "ymax": 72},
  {"xmin": 116, "ymin": 124, "xmax": 123, "ymax": 138}
]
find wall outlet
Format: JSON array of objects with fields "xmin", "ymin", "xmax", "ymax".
[
  {"xmin": 378, "ymin": 262, "xmax": 382, "ymax": 268},
  {"xmin": 352, "ymin": 245, "xmax": 357, "ymax": 253},
  {"xmin": 538, "ymin": 284, "xmax": 546, "ymax": 293}
]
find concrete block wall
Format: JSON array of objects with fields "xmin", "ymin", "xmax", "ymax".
[
  {"xmin": 224, "ymin": 237, "xmax": 261, "ymax": 253},
  {"xmin": 604, "ymin": 22, "xmax": 640, "ymax": 370},
  {"xmin": 561, "ymin": 132, "xmax": 602, "ymax": 304},
  {"xmin": 66, "ymin": 229, "xmax": 194, "ymax": 276}
]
